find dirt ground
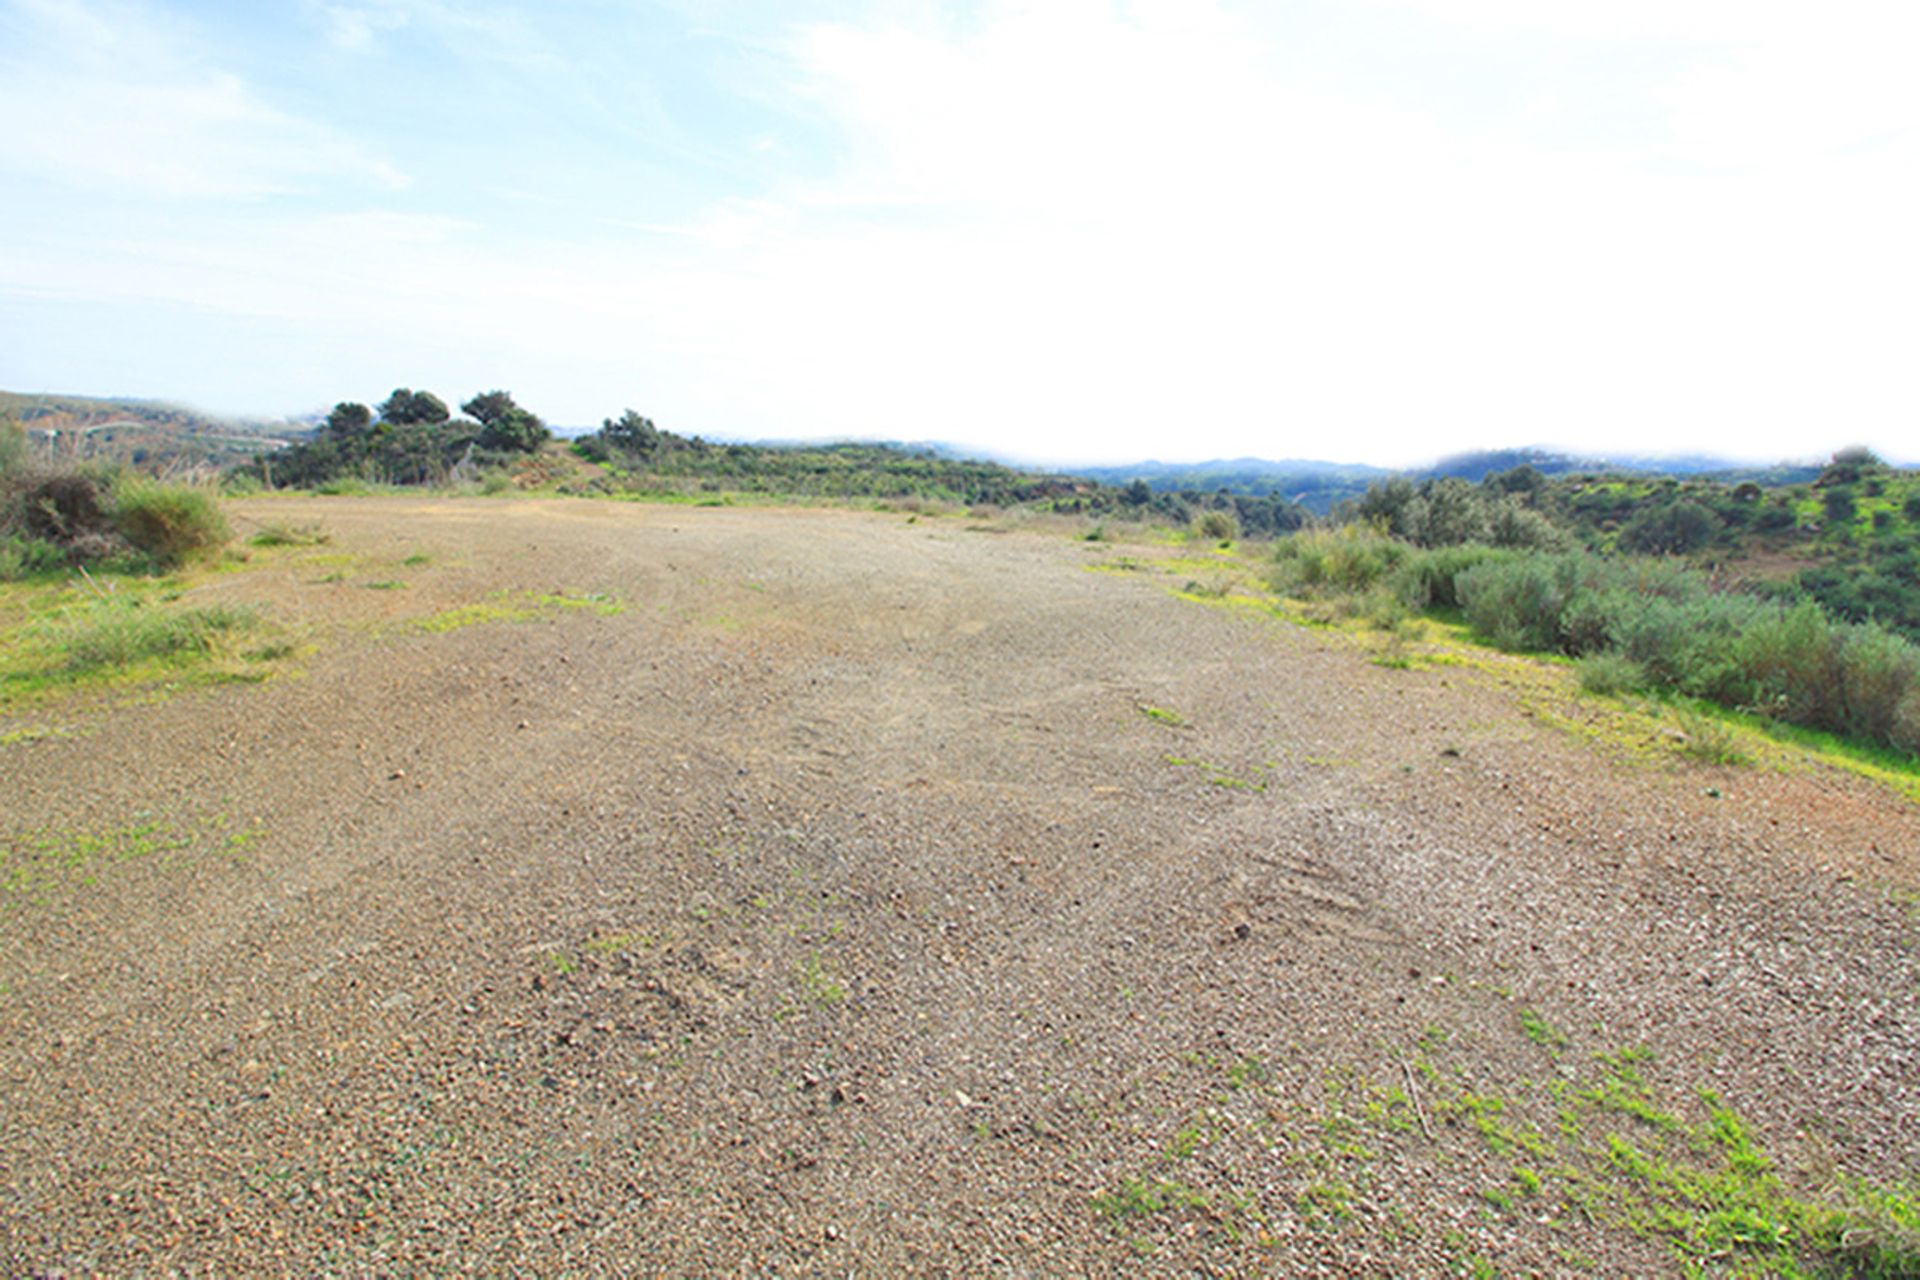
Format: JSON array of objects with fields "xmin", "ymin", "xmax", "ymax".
[{"xmin": 3, "ymin": 497, "xmax": 1916, "ymax": 1277}]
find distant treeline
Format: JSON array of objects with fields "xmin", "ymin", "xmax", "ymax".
[
  {"xmin": 236, "ymin": 393, "xmax": 1314, "ymax": 535},
  {"xmin": 572, "ymin": 410, "xmax": 1311, "ymax": 533},
  {"xmin": 239, "ymin": 389, "xmax": 551, "ymax": 488}
]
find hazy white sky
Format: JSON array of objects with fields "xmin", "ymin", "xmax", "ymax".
[{"xmin": 2, "ymin": 0, "xmax": 1915, "ymax": 465}]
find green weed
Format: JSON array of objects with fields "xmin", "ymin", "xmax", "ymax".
[
  {"xmin": 51, "ymin": 598, "xmax": 259, "ymax": 671},
  {"xmin": 248, "ymin": 522, "xmax": 329, "ymax": 548}
]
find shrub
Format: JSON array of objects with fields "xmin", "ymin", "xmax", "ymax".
[
  {"xmin": 1673, "ymin": 706, "xmax": 1749, "ymax": 766},
  {"xmin": 1610, "ymin": 593, "xmax": 1760, "ymax": 702},
  {"xmin": 1577, "ymin": 651, "xmax": 1646, "ymax": 696},
  {"xmin": 1617, "ymin": 500, "xmax": 1721, "ymax": 555},
  {"xmin": 1391, "ymin": 544, "xmax": 1513, "ymax": 610},
  {"xmin": 15, "ymin": 470, "xmax": 111, "ymax": 543},
  {"xmin": 1455, "ymin": 555, "xmax": 1578, "ymax": 651},
  {"xmin": 1737, "ymin": 604, "xmax": 1842, "ymax": 725},
  {"xmin": 1485, "ymin": 499, "xmax": 1568, "ymax": 551},
  {"xmin": 1192, "ymin": 510, "xmax": 1238, "ymax": 542},
  {"xmin": 112, "ymin": 480, "xmax": 229, "ymax": 567},
  {"xmin": 1272, "ymin": 525, "xmax": 1410, "ymax": 596},
  {"xmin": 1835, "ymin": 624, "xmax": 1920, "ymax": 745},
  {"xmin": 0, "ymin": 534, "xmax": 69, "ymax": 580}
]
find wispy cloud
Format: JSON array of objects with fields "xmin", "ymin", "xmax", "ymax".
[
  {"xmin": 0, "ymin": 0, "xmax": 406, "ymax": 197},
  {"xmin": 302, "ymin": 0, "xmax": 556, "ymax": 67},
  {"xmin": 308, "ymin": 1, "xmax": 410, "ymax": 51}
]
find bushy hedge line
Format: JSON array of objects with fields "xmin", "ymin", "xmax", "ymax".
[
  {"xmin": 1272, "ymin": 527, "xmax": 1920, "ymax": 755},
  {"xmin": 1450, "ymin": 550, "xmax": 1920, "ymax": 753}
]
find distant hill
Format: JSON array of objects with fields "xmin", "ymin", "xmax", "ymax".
[
  {"xmin": 1070, "ymin": 447, "xmax": 1833, "ymax": 514},
  {"xmin": 1, "ymin": 390, "xmax": 294, "ymax": 474},
  {"xmin": 1074, "ymin": 457, "xmax": 1391, "ymax": 513}
]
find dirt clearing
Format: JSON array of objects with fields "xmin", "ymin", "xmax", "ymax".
[{"xmin": 4, "ymin": 497, "xmax": 1916, "ymax": 1276}]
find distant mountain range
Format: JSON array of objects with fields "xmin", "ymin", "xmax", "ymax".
[
  {"xmin": 0, "ymin": 390, "xmax": 1878, "ymax": 512},
  {"xmin": 1070, "ymin": 447, "xmax": 1832, "ymax": 513}
]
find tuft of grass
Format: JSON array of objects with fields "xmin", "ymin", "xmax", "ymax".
[
  {"xmin": 798, "ymin": 951, "xmax": 846, "ymax": 1005},
  {"xmin": 1520, "ymin": 1007, "xmax": 1569, "ymax": 1049},
  {"xmin": 1139, "ymin": 704, "xmax": 1187, "ymax": 727},
  {"xmin": 248, "ymin": 522, "xmax": 329, "ymax": 548},
  {"xmin": 315, "ymin": 478, "xmax": 378, "ymax": 496},
  {"xmin": 1673, "ymin": 705, "xmax": 1750, "ymax": 766},
  {"xmin": 1577, "ymin": 651, "xmax": 1647, "ymax": 696},
  {"xmin": 53, "ymin": 599, "xmax": 259, "ymax": 671},
  {"xmin": 1093, "ymin": 1177, "xmax": 1212, "ymax": 1223},
  {"xmin": 112, "ymin": 480, "xmax": 229, "ymax": 568},
  {"xmin": 1191, "ymin": 510, "xmax": 1239, "ymax": 543}
]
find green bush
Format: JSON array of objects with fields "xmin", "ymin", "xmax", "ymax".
[
  {"xmin": 0, "ymin": 534, "xmax": 68, "ymax": 580},
  {"xmin": 1448, "ymin": 550, "xmax": 1920, "ymax": 755},
  {"xmin": 1576, "ymin": 651, "xmax": 1646, "ymax": 696},
  {"xmin": 112, "ymin": 480, "xmax": 229, "ymax": 567},
  {"xmin": 1456, "ymin": 555, "xmax": 1578, "ymax": 650},
  {"xmin": 1391, "ymin": 544, "xmax": 1514, "ymax": 610},
  {"xmin": 1272, "ymin": 525, "xmax": 1410, "ymax": 596},
  {"xmin": 1192, "ymin": 510, "xmax": 1238, "ymax": 542}
]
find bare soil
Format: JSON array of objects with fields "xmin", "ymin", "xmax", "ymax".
[{"xmin": 3, "ymin": 497, "xmax": 1916, "ymax": 1277}]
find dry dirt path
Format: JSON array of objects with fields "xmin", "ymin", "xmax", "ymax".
[{"xmin": 3, "ymin": 497, "xmax": 1916, "ymax": 1276}]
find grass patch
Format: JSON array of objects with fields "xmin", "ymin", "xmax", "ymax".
[
  {"xmin": 410, "ymin": 589, "xmax": 625, "ymax": 634},
  {"xmin": 1519, "ymin": 1007, "xmax": 1568, "ymax": 1050},
  {"xmin": 2, "ymin": 811, "xmax": 263, "ymax": 904},
  {"xmin": 248, "ymin": 522, "xmax": 329, "ymax": 548},
  {"xmin": 1165, "ymin": 754, "xmax": 1268, "ymax": 791},
  {"xmin": 0, "ymin": 567, "xmax": 292, "ymax": 710},
  {"xmin": 1672, "ymin": 704, "xmax": 1751, "ymax": 766},
  {"xmin": 112, "ymin": 480, "xmax": 229, "ymax": 568},
  {"xmin": 52, "ymin": 598, "xmax": 259, "ymax": 671},
  {"xmin": 797, "ymin": 951, "xmax": 846, "ymax": 1005}
]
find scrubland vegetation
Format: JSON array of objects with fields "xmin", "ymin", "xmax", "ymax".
[{"xmin": 1267, "ymin": 450, "xmax": 1920, "ymax": 761}]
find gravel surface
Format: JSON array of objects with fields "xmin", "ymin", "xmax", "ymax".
[{"xmin": 2, "ymin": 497, "xmax": 1916, "ymax": 1277}]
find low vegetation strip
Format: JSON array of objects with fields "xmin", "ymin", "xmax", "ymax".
[
  {"xmin": 1090, "ymin": 1032, "xmax": 1920, "ymax": 1277},
  {"xmin": 1270, "ymin": 525, "xmax": 1920, "ymax": 759}
]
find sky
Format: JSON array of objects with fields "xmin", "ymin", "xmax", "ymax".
[{"xmin": 1, "ymin": 0, "xmax": 1916, "ymax": 467}]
